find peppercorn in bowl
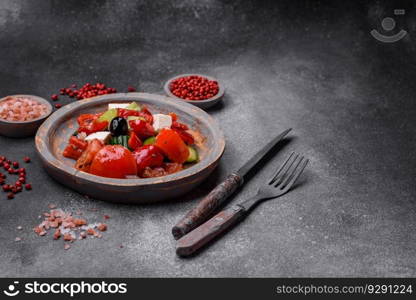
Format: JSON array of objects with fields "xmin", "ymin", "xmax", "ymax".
[{"xmin": 164, "ymin": 74, "xmax": 225, "ymax": 109}]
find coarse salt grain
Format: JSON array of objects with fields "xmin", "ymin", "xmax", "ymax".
[
  {"xmin": 33, "ymin": 206, "xmax": 108, "ymax": 250},
  {"xmin": 0, "ymin": 97, "xmax": 48, "ymax": 122}
]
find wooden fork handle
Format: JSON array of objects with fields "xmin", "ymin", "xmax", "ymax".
[
  {"xmin": 176, "ymin": 205, "xmax": 245, "ymax": 257},
  {"xmin": 172, "ymin": 173, "xmax": 244, "ymax": 239}
]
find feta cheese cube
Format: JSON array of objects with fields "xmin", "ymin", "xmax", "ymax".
[
  {"xmin": 85, "ymin": 131, "xmax": 111, "ymax": 143},
  {"xmin": 108, "ymin": 103, "xmax": 129, "ymax": 110},
  {"xmin": 152, "ymin": 114, "xmax": 172, "ymax": 131}
]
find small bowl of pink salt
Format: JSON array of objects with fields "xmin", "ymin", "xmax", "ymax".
[{"xmin": 0, "ymin": 95, "xmax": 52, "ymax": 137}]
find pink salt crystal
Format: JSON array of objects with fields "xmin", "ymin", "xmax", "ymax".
[{"xmin": 0, "ymin": 96, "xmax": 48, "ymax": 122}]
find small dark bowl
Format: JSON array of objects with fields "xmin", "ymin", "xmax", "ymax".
[
  {"xmin": 0, "ymin": 95, "xmax": 53, "ymax": 138},
  {"xmin": 164, "ymin": 74, "xmax": 225, "ymax": 110}
]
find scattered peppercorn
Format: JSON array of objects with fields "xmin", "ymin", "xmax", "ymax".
[
  {"xmin": 54, "ymin": 82, "xmax": 117, "ymax": 101},
  {"xmin": 127, "ymin": 86, "xmax": 136, "ymax": 92},
  {"xmin": 51, "ymin": 94, "xmax": 59, "ymax": 101},
  {"xmin": 55, "ymin": 103, "xmax": 62, "ymax": 109},
  {"xmin": 0, "ymin": 155, "xmax": 32, "ymax": 198}
]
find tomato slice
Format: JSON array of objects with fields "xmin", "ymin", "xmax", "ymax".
[
  {"xmin": 128, "ymin": 132, "xmax": 142, "ymax": 151},
  {"xmin": 75, "ymin": 139, "xmax": 104, "ymax": 172},
  {"xmin": 155, "ymin": 128, "xmax": 189, "ymax": 163},
  {"xmin": 89, "ymin": 145, "xmax": 137, "ymax": 178}
]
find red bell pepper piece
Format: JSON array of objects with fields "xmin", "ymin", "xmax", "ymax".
[
  {"xmin": 69, "ymin": 136, "xmax": 88, "ymax": 150},
  {"xmin": 63, "ymin": 144, "xmax": 84, "ymax": 160},
  {"xmin": 78, "ymin": 120, "xmax": 108, "ymax": 135},
  {"xmin": 118, "ymin": 108, "xmax": 153, "ymax": 124},
  {"xmin": 171, "ymin": 121, "xmax": 189, "ymax": 131},
  {"xmin": 168, "ymin": 112, "xmax": 178, "ymax": 122},
  {"xmin": 129, "ymin": 119, "xmax": 155, "ymax": 138},
  {"xmin": 133, "ymin": 145, "xmax": 164, "ymax": 174},
  {"xmin": 117, "ymin": 108, "xmax": 140, "ymax": 118},
  {"xmin": 141, "ymin": 107, "xmax": 153, "ymax": 123},
  {"xmin": 77, "ymin": 114, "xmax": 98, "ymax": 127},
  {"xmin": 63, "ymin": 136, "xmax": 89, "ymax": 160},
  {"xmin": 172, "ymin": 129, "xmax": 194, "ymax": 145}
]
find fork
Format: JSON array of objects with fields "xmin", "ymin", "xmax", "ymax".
[{"xmin": 176, "ymin": 152, "xmax": 309, "ymax": 257}]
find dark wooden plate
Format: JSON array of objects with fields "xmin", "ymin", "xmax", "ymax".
[{"xmin": 35, "ymin": 93, "xmax": 225, "ymax": 204}]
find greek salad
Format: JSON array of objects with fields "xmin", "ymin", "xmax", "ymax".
[{"xmin": 62, "ymin": 102, "xmax": 199, "ymax": 179}]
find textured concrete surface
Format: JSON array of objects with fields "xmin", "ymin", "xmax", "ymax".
[{"xmin": 0, "ymin": 0, "xmax": 416, "ymax": 277}]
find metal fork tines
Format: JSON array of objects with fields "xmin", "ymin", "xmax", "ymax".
[{"xmin": 238, "ymin": 152, "xmax": 309, "ymax": 210}]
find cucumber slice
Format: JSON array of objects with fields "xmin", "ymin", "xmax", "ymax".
[
  {"xmin": 143, "ymin": 136, "xmax": 156, "ymax": 145},
  {"xmin": 118, "ymin": 136, "xmax": 124, "ymax": 147},
  {"xmin": 125, "ymin": 102, "xmax": 142, "ymax": 111},
  {"xmin": 110, "ymin": 135, "xmax": 129, "ymax": 149},
  {"xmin": 97, "ymin": 108, "xmax": 118, "ymax": 123},
  {"xmin": 123, "ymin": 135, "xmax": 128, "ymax": 148},
  {"xmin": 186, "ymin": 146, "xmax": 198, "ymax": 163}
]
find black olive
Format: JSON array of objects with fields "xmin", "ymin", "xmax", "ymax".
[{"xmin": 109, "ymin": 117, "xmax": 128, "ymax": 136}]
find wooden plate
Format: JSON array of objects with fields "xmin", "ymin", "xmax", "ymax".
[{"xmin": 35, "ymin": 93, "xmax": 225, "ymax": 204}]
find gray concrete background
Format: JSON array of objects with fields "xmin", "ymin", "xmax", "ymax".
[{"xmin": 0, "ymin": 0, "xmax": 415, "ymax": 277}]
